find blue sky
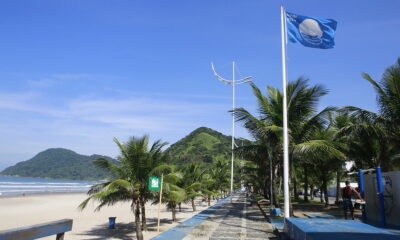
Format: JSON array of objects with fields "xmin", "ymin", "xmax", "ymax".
[{"xmin": 0, "ymin": 0, "xmax": 399, "ymax": 170}]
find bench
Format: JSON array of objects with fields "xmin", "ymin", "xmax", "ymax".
[
  {"xmin": 248, "ymin": 195, "xmax": 258, "ymax": 206},
  {"xmin": 0, "ymin": 219, "xmax": 73, "ymax": 240}
]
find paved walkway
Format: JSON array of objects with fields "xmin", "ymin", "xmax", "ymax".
[{"xmin": 183, "ymin": 192, "xmax": 277, "ymax": 240}]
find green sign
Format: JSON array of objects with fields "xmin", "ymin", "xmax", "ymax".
[{"xmin": 148, "ymin": 176, "xmax": 161, "ymax": 190}]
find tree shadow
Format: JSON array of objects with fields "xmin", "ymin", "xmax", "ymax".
[
  {"xmin": 74, "ymin": 218, "xmax": 180, "ymax": 240},
  {"xmin": 75, "ymin": 222, "xmax": 136, "ymax": 240}
]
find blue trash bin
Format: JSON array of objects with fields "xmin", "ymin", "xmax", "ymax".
[
  {"xmin": 270, "ymin": 208, "xmax": 281, "ymax": 216},
  {"xmin": 109, "ymin": 217, "xmax": 116, "ymax": 229}
]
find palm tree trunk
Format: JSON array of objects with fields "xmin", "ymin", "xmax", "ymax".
[
  {"xmin": 324, "ymin": 184, "xmax": 329, "ymax": 207},
  {"xmin": 335, "ymin": 170, "xmax": 340, "ymax": 205},
  {"xmin": 273, "ymin": 188, "xmax": 279, "ymax": 208},
  {"xmin": 322, "ymin": 175, "xmax": 329, "ymax": 207},
  {"xmin": 134, "ymin": 200, "xmax": 143, "ymax": 240},
  {"xmin": 379, "ymin": 143, "xmax": 390, "ymax": 172},
  {"xmin": 319, "ymin": 186, "xmax": 324, "ymax": 203},
  {"xmin": 293, "ymin": 176, "xmax": 299, "ymax": 200},
  {"xmin": 208, "ymin": 196, "xmax": 211, "ymax": 206},
  {"xmin": 191, "ymin": 198, "xmax": 196, "ymax": 211},
  {"xmin": 310, "ymin": 184, "xmax": 314, "ymax": 200},
  {"xmin": 271, "ymin": 163, "xmax": 280, "ymax": 208},
  {"xmin": 381, "ymin": 160, "xmax": 390, "ymax": 172},
  {"xmin": 304, "ymin": 165, "xmax": 309, "ymax": 202},
  {"xmin": 140, "ymin": 197, "xmax": 147, "ymax": 231},
  {"xmin": 290, "ymin": 153, "xmax": 299, "ymax": 203},
  {"xmin": 264, "ymin": 175, "xmax": 269, "ymax": 199},
  {"xmin": 172, "ymin": 203, "xmax": 177, "ymax": 222}
]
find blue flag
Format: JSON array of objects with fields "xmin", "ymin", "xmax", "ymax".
[{"xmin": 286, "ymin": 12, "xmax": 337, "ymax": 49}]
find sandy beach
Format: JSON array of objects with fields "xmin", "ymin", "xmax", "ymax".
[{"xmin": 0, "ymin": 193, "xmax": 216, "ymax": 239}]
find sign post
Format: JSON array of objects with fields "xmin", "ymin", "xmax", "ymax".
[{"xmin": 149, "ymin": 174, "xmax": 163, "ymax": 233}]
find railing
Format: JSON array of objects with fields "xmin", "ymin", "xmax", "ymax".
[{"xmin": 0, "ymin": 219, "xmax": 73, "ymax": 240}]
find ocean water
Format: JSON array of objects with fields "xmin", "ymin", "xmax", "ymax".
[{"xmin": 0, "ymin": 176, "xmax": 97, "ymax": 196}]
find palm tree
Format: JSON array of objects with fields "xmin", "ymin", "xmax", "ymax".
[
  {"xmin": 235, "ymin": 78, "xmax": 338, "ymax": 212},
  {"xmin": 327, "ymin": 112, "xmax": 353, "ymax": 204},
  {"xmin": 210, "ymin": 159, "xmax": 230, "ymax": 198},
  {"xmin": 138, "ymin": 139, "xmax": 168, "ymax": 231},
  {"xmin": 294, "ymin": 127, "xmax": 346, "ymax": 206},
  {"xmin": 79, "ymin": 135, "xmax": 167, "ymax": 240},
  {"xmin": 201, "ymin": 172, "xmax": 219, "ymax": 206},
  {"xmin": 179, "ymin": 163, "xmax": 205, "ymax": 211},
  {"xmin": 339, "ymin": 58, "xmax": 400, "ymax": 171},
  {"xmin": 235, "ymin": 140, "xmax": 280, "ymax": 205},
  {"xmin": 363, "ymin": 58, "xmax": 400, "ymax": 133},
  {"xmin": 197, "ymin": 160, "xmax": 228, "ymax": 206},
  {"xmin": 151, "ymin": 165, "xmax": 186, "ymax": 222},
  {"xmin": 163, "ymin": 181, "xmax": 186, "ymax": 221}
]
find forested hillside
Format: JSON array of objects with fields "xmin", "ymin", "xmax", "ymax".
[
  {"xmin": 1, "ymin": 148, "xmax": 115, "ymax": 180},
  {"xmin": 165, "ymin": 127, "xmax": 247, "ymax": 164},
  {"xmin": 1, "ymin": 127, "xmax": 249, "ymax": 180}
]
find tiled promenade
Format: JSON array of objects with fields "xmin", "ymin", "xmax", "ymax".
[{"xmin": 183, "ymin": 192, "xmax": 277, "ymax": 240}]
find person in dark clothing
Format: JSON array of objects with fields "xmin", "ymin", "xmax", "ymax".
[{"xmin": 341, "ymin": 180, "xmax": 363, "ymax": 220}]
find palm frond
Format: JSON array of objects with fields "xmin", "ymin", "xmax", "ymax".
[
  {"xmin": 93, "ymin": 158, "xmax": 122, "ymax": 176},
  {"xmin": 294, "ymin": 140, "xmax": 345, "ymax": 160}
]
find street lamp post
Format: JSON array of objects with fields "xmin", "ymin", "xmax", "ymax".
[{"xmin": 211, "ymin": 61, "xmax": 253, "ymax": 197}]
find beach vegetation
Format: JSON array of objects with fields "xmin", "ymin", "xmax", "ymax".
[
  {"xmin": 1, "ymin": 148, "xmax": 116, "ymax": 180},
  {"xmin": 178, "ymin": 163, "xmax": 205, "ymax": 211},
  {"xmin": 236, "ymin": 57, "xmax": 400, "ymax": 213},
  {"xmin": 234, "ymin": 78, "xmax": 349, "ymax": 213},
  {"xmin": 79, "ymin": 135, "xmax": 167, "ymax": 240},
  {"xmin": 151, "ymin": 165, "xmax": 186, "ymax": 222},
  {"xmin": 338, "ymin": 58, "xmax": 400, "ymax": 171}
]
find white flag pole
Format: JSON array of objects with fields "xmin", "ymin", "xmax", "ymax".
[
  {"xmin": 280, "ymin": 5, "xmax": 290, "ymax": 218},
  {"xmin": 231, "ymin": 61, "xmax": 235, "ymax": 197}
]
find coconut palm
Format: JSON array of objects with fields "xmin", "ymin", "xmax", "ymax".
[
  {"xmin": 327, "ymin": 112, "xmax": 353, "ymax": 203},
  {"xmin": 138, "ymin": 139, "xmax": 168, "ymax": 231},
  {"xmin": 79, "ymin": 135, "xmax": 167, "ymax": 240},
  {"xmin": 235, "ymin": 78, "xmax": 338, "ymax": 211},
  {"xmin": 150, "ymin": 165, "xmax": 186, "ymax": 222},
  {"xmin": 179, "ymin": 163, "xmax": 205, "ymax": 211},
  {"xmin": 201, "ymin": 172, "xmax": 220, "ymax": 206},
  {"xmin": 339, "ymin": 58, "xmax": 400, "ymax": 171},
  {"xmin": 363, "ymin": 58, "xmax": 400, "ymax": 132},
  {"xmin": 163, "ymin": 181, "xmax": 186, "ymax": 221},
  {"xmin": 294, "ymin": 127, "xmax": 346, "ymax": 206},
  {"xmin": 235, "ymin": 140, "xmax": 280, "ymax": 205},
  {"xmin": 211, "ymin": 159, "xmax": 230, "ymax": 197}
]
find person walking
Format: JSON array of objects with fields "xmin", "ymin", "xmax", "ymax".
[{"xmin": 341, "ymin": 180, "xmax": 363, "ymax": 220}]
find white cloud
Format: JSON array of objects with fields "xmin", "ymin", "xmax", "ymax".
[
  {"xmin": 67, "ymin": 97, "xmax": 226, "ymax": 131},
  {"xmin": 0, "ymin": 68, "xmax": 249, "ymax": 168},
  {"xmin": 0, "ymin": 91, "xmax": 64, "ymax": 117},
  {"xmin": 0, "ymin": 88, "xmax": 233, "ymax": 167},
  {"xmin": 27, "ymin": 78, "xmax": 58, "ymax": 88}
]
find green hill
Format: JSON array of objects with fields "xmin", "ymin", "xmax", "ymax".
[
  {"xmin": 1, "ymin": 148, "xmax": 115, "ymax": 180},
  {"xmin": 0, "ymin": 127, "xmax": 248, "ymax": 179},
  {"xmin": 165, "ymin": 127, "xmax": 239, "ymax": 164}
]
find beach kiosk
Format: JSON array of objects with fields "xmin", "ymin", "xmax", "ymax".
[
  {"xmin": 283, "ymin": 167, "xmax": 400, "ymax": 240},
  {"xmin": 364, "ymin": 170, "xmax": 400, "ymax": 228}
]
